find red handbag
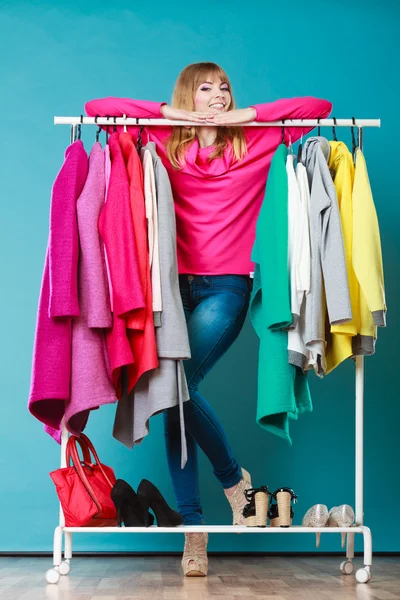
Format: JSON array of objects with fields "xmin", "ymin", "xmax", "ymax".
[{"xmin": 49, "ymin": 433, "xmax": 117, "ymax": 527}]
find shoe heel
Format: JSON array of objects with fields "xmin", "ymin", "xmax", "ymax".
[
  {"xmin": 255, "ymin": 492, "xmax": 268, "ymax": 527},
  {"xmin": 139, "ymin": 496, "xmax": 151, "ymax": 528},
  {"xmin": 116, "ymin": 508, "xmax": 122, "ymax": 527},
  {"xmin": 276, "ymin": 491, "xmax": 291, "ymax": 527}
]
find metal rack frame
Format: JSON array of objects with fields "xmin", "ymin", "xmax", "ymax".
[{"xmin": 45, "ymin": 116, "xmax": 380, "ymax": 586}]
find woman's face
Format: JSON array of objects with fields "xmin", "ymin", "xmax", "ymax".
[{"xmin": 193, "ymin": 77, "xmax": 231, "ymax": 113}]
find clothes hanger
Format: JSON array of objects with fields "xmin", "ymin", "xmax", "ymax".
[
  {"xmin": 76, "ymin": 115, "xmax": 83, "ymax": 140},
  {"xmin": 123, "ymin": 114, "xmax": 127, "ymax": 133},
  {"xmin": 94, "ymin": 116, "xmax": 102, "ymax": 142},
  {"xmin": 288, "ymin": 132, "xmax": 293, "ymax": 155},
  {"xmin": 105, "ymin": 115, "xmax": 110, "ymax": 144},
  {"xmin": 297, "ymin": 128, "xmax": 304, "ymax": 164},
  {"xmin": 317, "ymin": 118, "xmax": 321, "ymax": 137},
  {"xmin": 351, "ymin": 116, "xmax": 358, "ymax": 162},
  {"xmin": 332, "ymin": 116, "xmax": 338, "ymax": 142},
  {"xmin": 136, "ymin": 119, "xmax": 144, "ymax": 154},
  {"xmin": 113, "ymin": 116, "xmax": 117, "ymax": 133}
]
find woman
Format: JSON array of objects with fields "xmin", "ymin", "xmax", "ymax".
[{"xmin": 85, "ymin": 62, "xmax": 332, "ymax": 576}]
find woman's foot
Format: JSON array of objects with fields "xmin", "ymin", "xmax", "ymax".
[
  {"xmin": 182, "ymin": 532, "xmax": 208, "ymax": 577},
  {"xmin": 224, "ymin": 468, "xmax": 252, "ymax": 525}
]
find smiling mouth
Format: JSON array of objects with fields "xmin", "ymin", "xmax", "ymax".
[{"xmin": 209, "ymin": 103, "xmax": 225, "ymax": 109}]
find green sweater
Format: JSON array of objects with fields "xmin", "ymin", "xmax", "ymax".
[{"xmin": 250, "ymin": 144, "xmax": 312, "ymax": 443}]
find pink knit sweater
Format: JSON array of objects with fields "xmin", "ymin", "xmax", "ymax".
[
  {"xmin": 85, "ymin": 96, "xmax": 332, "ymax": 274},
  {"xmin": 29, "ymin": 141, "xmax": 88, "ymax": 442},
  {"xmin": 66, "ymin": 142, "xmax": 117, "ymax": 436}
]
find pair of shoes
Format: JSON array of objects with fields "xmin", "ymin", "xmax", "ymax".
[
  {"xmin": 302, "ymin": 504, "xmax": 355, "ymax": 547},
  {"xmin": 111, "ymin": 479, "xmax": 184, "ymax": 528},
  {"xmin": 268, "ymin": 488, "xmax": 298, "ymax": 527},
  {"xmin": 182, "ymin": 532, "xmax": 208, "ymax": 577},
  {"xmin": 243, "ymin": 486, "xmax": 270, "ymax": 527},
  {"xmin": 224, "ymin": 468, "xmax": 252, "ymax": 526}
]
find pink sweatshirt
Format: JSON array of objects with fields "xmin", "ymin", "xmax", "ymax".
[{"xmin": 85, "ymin": 97, "xmax": 332, "ymax": 274}]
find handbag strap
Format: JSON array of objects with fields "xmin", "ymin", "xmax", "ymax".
[
  {"xmin": 67, "ymin": 437, "xmax": 101, "ymax": 512},
  {"xmin": 78, "ymin": 433, "xmax": 115, "ymax": 489},
  {"xmin": 66, "ymin": 434, "xmax": 115, "ymax": 490},
  {"xmin": 66, "ymin": 435, "xmax": 91, "ymax": 467}
]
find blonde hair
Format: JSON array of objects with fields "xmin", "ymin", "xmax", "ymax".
[{"xmin": 166, "ymin": 62, "xmax": 248, "ymax": 170}]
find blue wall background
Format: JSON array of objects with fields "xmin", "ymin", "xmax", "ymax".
[{"xmin": 1, "ymin": 0, "xmax": 398, "ymax": 553}]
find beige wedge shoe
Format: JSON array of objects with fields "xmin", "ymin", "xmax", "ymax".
[
  {"xmin": 182, "ymin": 532, "xmax": 209, "ymax": 577},
  {"xmin": 224, "ymin": 468, "xmax": 252, "ymax": 526}
]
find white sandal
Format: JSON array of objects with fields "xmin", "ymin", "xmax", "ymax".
[{"xmin": 182, "ymin": 532, "xmax": 208, "ymax": 577}]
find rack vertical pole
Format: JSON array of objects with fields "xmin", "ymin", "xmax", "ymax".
[
  {"xmin": 355, "ymin": 128, "xmax": 364, "ymax": 526},
  {"xmin": 355, "ymin": 355, "xmax": 364, "ymax": 525}
]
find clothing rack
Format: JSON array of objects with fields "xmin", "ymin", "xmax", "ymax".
[{"xmin": 45, "ymin": 117, "xmax": 380, "ymax": 586}]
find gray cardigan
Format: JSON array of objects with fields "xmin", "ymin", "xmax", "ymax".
[
  {"xmin": 302, "ymin": 137, "xmax": 352, "ymax": 374},
  {"xmin": 113, "ymin": 143, "xmax": 191, "ymax": 467}
]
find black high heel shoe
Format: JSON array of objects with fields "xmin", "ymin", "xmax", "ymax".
[
  {"xmin": 137, "ymin": 479, "xmax": 184, "ymax": 527},
  {"xmin": 111, "ymin": 479, "xmax": 154, "ymax": 527}
]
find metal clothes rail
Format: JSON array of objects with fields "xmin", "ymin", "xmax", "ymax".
[{"xmin": 45, "ymin": 117, "xmax": 379, "ymax": 586}]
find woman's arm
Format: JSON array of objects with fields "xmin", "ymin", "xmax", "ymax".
[
  {"xmin": 85, "ymin": 97, "xmax": 215, "ymax": 125},
  {"xmin": 249, "ymin": 97, "xmax": 332, "ymax": 143},
  {"xmin": 209, "ymin": 97, "xmax": 332, "ymax": 144},
  {"xmin": 85, "ymin": 97, "xmax": 167, "ymax": 120}
]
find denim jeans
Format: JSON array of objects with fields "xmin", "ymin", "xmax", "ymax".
[{"xmin": 163, "ymin": 274, "xmax": 252, "ymax": 525}]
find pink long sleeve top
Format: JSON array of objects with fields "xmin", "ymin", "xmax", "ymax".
[{"xmin": 85, "ymin": 96, "xmax": 332, "ymax": 275}]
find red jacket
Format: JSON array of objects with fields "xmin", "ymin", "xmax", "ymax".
[{"xmin": 119, "ymin": 132, "xmax": 158, "ymax": 391}]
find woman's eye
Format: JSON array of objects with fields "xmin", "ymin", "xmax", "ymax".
[{"xmin": 200, "ymin": 87, "xmax": 229, "ymax": 92}]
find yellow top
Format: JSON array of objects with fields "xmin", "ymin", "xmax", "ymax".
[
  {"xmin": 326, "ymin": 142, "xmax": 356, "ymax": 373},
  {"xmin": 352, "ymin": 148, "xmax": 386, "ymax": 335},
  {"xmin": 325, "ymin": 144, "xmax": 386, "ymax": 374}
]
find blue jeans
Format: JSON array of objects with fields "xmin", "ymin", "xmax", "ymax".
[{"xmin": 163, "ymin": 274, "xmax": 251, "ymax": 525}]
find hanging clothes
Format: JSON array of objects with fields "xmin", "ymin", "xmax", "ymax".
[
  {"xmin": 119, "ymin": 131, "xmax": 147, "ymax": 333},
  {"xmin": 118, "ymin": 132, "xmax": 158, "ymax": 394},
  {"xmin": 302, "ymin": 137, "xmax": 352, "ymax": 375},
  {"xmin": 28, "ymin": 140, "xmax": 88, "ymax": 442},
  {"xmin": 142, "ymin": 149, "xmax": 163, "ymax": 326},
  {"xmin": 103, "ymin": 143, "xmax": 113, "ymax": 311},
  {"xmin": 98, "ymin": 132, "xmax": 145, "ymax": 395},
  {"xmin": 250, "ymin": 144, "xmax": 312, "ymax": 443},
  {"xmin": 98, "ymin": 132, "xmax": 145, "ymax": 319},
  {"xmin": 287, "ymin": 156, "xmax": 311, "ymax": 370},
  {"xmin": 325, "ymin": 141, "xmax": 358, "ymax": 373},
  {"xmin": 65, "ymin": 141, "xmax": 116, "ymax": 435},
  {"xmin": 85, "ymin": 96, "xmax": 332, "ymax": 276},
  {"xmin": 352, "ymin": 148, "xmax": 387, "ymax": 354},
  {"xmin": 113, "ymin": 143, "xmax": 190, "ymax": 468}
]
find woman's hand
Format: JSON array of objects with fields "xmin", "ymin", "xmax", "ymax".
[
  {"xmin": 160, "ymin": 104, "xmax": 215, "ymax": 123},
  {"xmin": 204, "ymin": 107, "xmax": 257, "ymax": 125}
]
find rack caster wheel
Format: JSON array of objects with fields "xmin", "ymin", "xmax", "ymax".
[
  {"xmin": 59, "ymin": 560, "xmax": 70, "ymax": 575},
  {"xmin": 355, "ymin": 567, "xmax": 371, "ymax": 583},
  {"xmin": 340, "ymin": 560, "xmax": 354, "ymax": 575},
  {"xmin": 45, "ymin": 568, "xmax": 61, "ymax": 584}
]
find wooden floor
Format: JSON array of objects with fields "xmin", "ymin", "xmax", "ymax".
[{"xmin": 0, "ymin": 555, "xmax": 399, "ymax": 600}]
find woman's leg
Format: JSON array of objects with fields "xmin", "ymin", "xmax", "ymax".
[{"xmin": 164, "ymin": 275, "xmax": 250, "ymax": 524}]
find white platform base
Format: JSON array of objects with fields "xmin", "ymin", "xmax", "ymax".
[
  {"xmin": 63, "ymin": 525, "xmax": 362, "ymax": 534},
  {"xmin": 46, "ymin": 524, "xmax": 372, "ymax": 585}
]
